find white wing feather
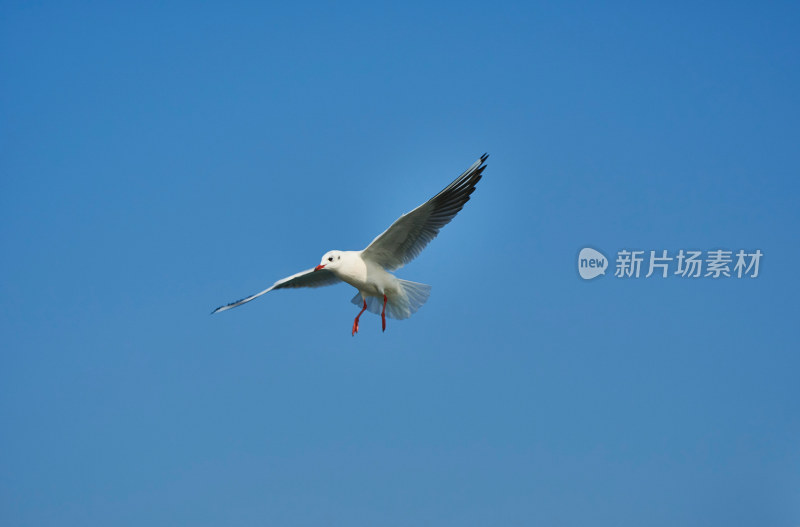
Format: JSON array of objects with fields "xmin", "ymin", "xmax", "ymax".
[
  {"xmin": 211, "ymin": 268, "xmax": 340, "ymax": 314},
  {"xmin": 361, "ymin": 153, "xmax": 488, "ymax": 271}
]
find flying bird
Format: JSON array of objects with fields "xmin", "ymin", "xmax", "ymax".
[{"xmin": 212, "ymin": 153, "xmax": 488, "ymax": 335}]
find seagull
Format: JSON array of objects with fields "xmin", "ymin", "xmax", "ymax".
[{"xmin": 212, "ymin": 153, "xmax": 488, "ymax": 335}]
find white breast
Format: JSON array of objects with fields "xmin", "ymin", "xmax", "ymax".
[
  {"xmin": 334, "ymin": 251, "xmax": 368, "ymax": 288},
  {"xmin": 335, "ymin": 251, "xmax": 399, "ymax": 297}
]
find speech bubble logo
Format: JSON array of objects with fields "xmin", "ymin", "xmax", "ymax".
[{"xmin": 578, "ymin": 247, "xmax": 608, "ymax": 280}]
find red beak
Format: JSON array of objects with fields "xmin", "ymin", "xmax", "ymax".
[{"xmin": 314, "ymin": 264, "xmax": 326, "ymax": 271}]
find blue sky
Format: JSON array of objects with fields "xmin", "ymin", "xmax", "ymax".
[{"xmin": 2, "ymin": 2, "xmax": 799, "ymax": 525}]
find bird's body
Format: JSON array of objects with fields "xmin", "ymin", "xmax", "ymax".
[
  {"xmin": 331, "ymin": 251, "xmax": 375, "ymax": 294},
  {"xmin": 212, "ymin": 154, "xmax": 488, "ymax": 334},
  {"xmin": 331, "ymin": 251, "xmax": 402, "ymax": 298}
]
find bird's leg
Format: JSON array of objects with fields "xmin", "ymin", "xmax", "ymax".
[
  {"xmin": 352, "ymin": 299, "xmax": 367, "ymax": 336},
  {"xmin": 381, "ymin": 294, "xmax": 387, "ymax": 332}
]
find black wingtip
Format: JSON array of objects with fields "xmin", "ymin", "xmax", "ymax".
[
  {"xmin": 480, "ymin": 152, "xmax": 489, "ymax": 162},
  {"xmin": 211, "ymin": 302, "xmax": 234, "ymax": 314}
]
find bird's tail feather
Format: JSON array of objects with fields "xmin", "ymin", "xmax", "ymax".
[{"xmin": 350, "ymin": 280, "xmax": 431, "ymax": 320}]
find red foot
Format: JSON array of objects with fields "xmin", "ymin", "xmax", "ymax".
[
  {"xmin": 352, "ymin": 299, "xmax": 367, "ymax": 336},
  {"xmin": 381, "ymin": 294, "xmax": 387, "ymax": 332}
]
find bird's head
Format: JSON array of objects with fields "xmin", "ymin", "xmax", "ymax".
[{"xmin": 315, "ymin": 250, "xmax": 343, "ymax": 271}]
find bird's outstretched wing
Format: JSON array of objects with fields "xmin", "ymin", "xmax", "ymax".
[
  {"xmin": 361, "ymin": 153, "xmax": 488, "ymax": 271},
  {"xmin": 211, "ymin": 268, "xmax": 340, "ymax": 314}
]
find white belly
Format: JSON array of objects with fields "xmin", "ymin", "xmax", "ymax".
[{"xmin": 336, "ymin": 251, "xmax": 399, "ymax": 297}]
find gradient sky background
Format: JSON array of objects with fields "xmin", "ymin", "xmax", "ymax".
[{"xmin": 2, "ymin": 2, "xmax": 799, "ymax": 526}]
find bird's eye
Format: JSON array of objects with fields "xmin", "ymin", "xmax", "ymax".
[
  {"xmin": 337, "ymin": 256, "xmax": 340, "ymax": 260},
  {"xmin": 328, "ymin": 257, "xmax": 333, "ymax": 262}
]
